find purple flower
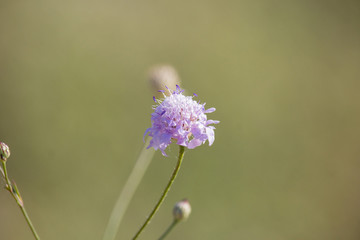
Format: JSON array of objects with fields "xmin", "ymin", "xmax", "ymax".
[{"xmin": 144, "ymin": 85, "xmax": 219, "ymax": 156}]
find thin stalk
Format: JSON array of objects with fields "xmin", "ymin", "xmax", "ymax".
[
  {"xmin": 19, "ymin": 203, "xmax": 40, "ymax": 240},
  {"xmin": 158, "ymin": 220, "xmax": 179, "ymax": 240},
  {"xmin": 102, "ymin": 137, "xmax": 155, "ymax": 240},
  {"xmin": 1, "ymin": 161, "xmax": 40, "ymax": 240},
  {"xmin": 132, "ymin": 145, "xmax": 185, "ymax": 240}
]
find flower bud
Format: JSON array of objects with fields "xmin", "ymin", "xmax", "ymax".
[
  {"xmin": 0, "ymin": 142, "xmax": 10, "ymax": 161},
  {"xmin": 173, "ymin": 199, "xmax": 191, "ymax": 221},
  {"xmin": 148, "ymin": 64, "xmax": 181, "ymax": 94}
]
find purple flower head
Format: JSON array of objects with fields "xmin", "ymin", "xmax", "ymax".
[{"xmin": 144, "ymin": 86, "xmax": 219, "ymax": 156}]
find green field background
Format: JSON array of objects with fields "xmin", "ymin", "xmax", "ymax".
[{"xmin": 1, "ymin": 1, "xmax": 360, "ymax": 239}]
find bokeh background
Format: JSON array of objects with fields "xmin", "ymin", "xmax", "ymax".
[{"xmin": 1, "ymin": 0, "xmax": 360, "ymax": 239}]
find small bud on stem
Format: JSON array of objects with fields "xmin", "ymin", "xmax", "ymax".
[
  {"xmin": 173, "ymin": 199, "xmax": 191, "ymax": 221},
  {"xmin": 158, "ymin": 199, "xmax": 192, "ymax": 240},
  {"xmin": 0, "ymin": 141, "xmax": 40, "ymax": 239},
  {"xmin": 0, "ymin": 142, "xmax": 10, "ymax": 161}
]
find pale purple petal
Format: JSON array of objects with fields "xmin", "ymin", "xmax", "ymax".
[
  {"xmin": 206, "ymin": 120, "xmax": 220, "ymax": 125},
  {"xmin": 204, "ymin": 108, "xmax": 216, "ymax": 113},
  {"xmin": 188, "ymin": 138, "xmax": 203, "ymax": 149},
  {"xmin": 205, "ymin": 127, "xmax": 215, "ymax": 146},
  {"xmin": 160, "ymin": 133, "xmax": 172, "ymax": 145},
  {"xmin": 143, "ymin": 128, "xmax": 151, "ymax": 142},
  {"xmin": 160, "ymin": 148, "xmax": 168, "ymax": 156}
]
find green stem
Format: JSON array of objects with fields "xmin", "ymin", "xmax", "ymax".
[
  {"xmin": 1, "ymin": 161, "xmax": 10, "ymax": 187},
  {"xmin": 158, "ymin": 220, "xmax": 179, "ymax": 240},
  {"xmin": 102, "ymin": 137, "xmax": 155, "ymax": 240},
  {"xmin": 132, "ymin": 145, "xmax": 185, "ymax": 240},
  {"xmin": 1, "ymin": 160, "xmax": 41, "ymax": 240},
  {"xmin": 19, "ymin": 204, "xmax": 41, "ymax": 240}
]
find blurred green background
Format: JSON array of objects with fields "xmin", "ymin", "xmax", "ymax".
[{"xmin": 1, "ymin": 0, "xmax": 360, "ymax": 239}]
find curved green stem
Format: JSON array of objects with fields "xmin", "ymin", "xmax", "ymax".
[
  {"xmin": 132, "ymin": 145, "xmax": 185, "ymax": 240},
  {"xmin": 158, "ymin": 220, "xmax": 179, "ymax": 240},
  {"xmin": 1, "ymin": 160, "xmax": 40, "ymax": 240}
]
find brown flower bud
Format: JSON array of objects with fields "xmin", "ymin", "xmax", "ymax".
[{"xmin": 148, "ymin": 65, "xmax": 181, "ymax": 94}]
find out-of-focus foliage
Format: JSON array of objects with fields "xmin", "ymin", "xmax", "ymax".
[{"xmin": 1, "ymin": 1, "xmax": 360, "ymax": 239}]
